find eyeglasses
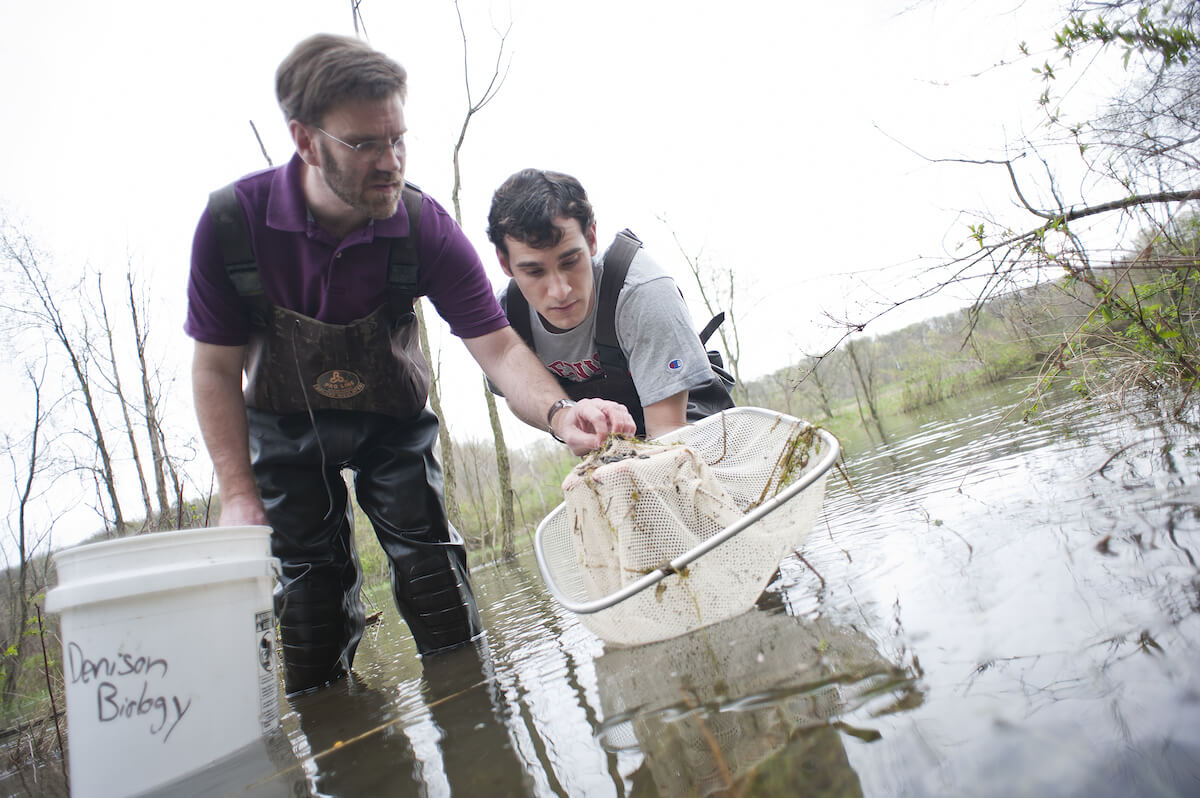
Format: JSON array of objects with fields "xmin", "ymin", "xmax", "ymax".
[{"xmin": 316, "ymin": 127, "xmax": 405, "ymax": 159}]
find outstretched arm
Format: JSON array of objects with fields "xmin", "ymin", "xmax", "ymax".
[
  {"xmin": 192, "ymin": 341, "xmax": 269, "ymax": 526},
  {"xmin": 643, "ymin": 390, "xmax": 689, "ymax": 440},
  {"xmin": 463, "ymin": 327, "xmax": 636, "ymax": 454}
]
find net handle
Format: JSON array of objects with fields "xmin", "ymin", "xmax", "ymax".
[{"xmin": 534, "ymin": 426, "xmax": 840, "ymax": 614}]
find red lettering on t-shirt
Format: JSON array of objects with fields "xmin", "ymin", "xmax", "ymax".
[{"xmin": 548, "ymin": 357, "xmax": 604, "ymax": 382}]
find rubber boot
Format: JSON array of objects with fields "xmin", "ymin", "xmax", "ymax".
[
  {"xmin": 389, "ymin": 534, "xmax": 483, "ymax": 655},
  {"xmin": 351, "ymin": 409, "xmax": 484, "ymax": 654},
  {"xmin": 275, "ymin": 576, "xmax": 364, "ymax": 695}
]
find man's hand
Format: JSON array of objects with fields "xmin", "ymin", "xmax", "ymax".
[
  {"xmin": 218, "ymin": 492, "xmax": 271, "ymax": 528},
  {"xmin": 552, "ymin": 397, "xmax": 637, "ymax": 455}
]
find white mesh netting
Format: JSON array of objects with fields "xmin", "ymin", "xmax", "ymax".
[{"xmin": 536, "ymin": 408, "xmax": 835, "ymax": 646}]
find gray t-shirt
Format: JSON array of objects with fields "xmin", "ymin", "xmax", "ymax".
[{"xmin": 497, "ymin": 246, "xmax": 714, "ymax": 407}]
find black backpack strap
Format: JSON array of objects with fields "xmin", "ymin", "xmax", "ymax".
[
  {"xmin": 595, "ymin": 229, "xmax": 641, "ymax": 369},
  {"xmin": 208, "ymin": 182, "xmax": 263, "ymax": 298},
  {"xmin": 504, "ymin": 278, "xmax": 535, "ymax": 348},
  {"xmin": 386, "ymin": 183, "xmax": 423, "ymax": 319},
  {"xmin": 699, "ymin": 311, "xmax": 725, "ymax": 345}
]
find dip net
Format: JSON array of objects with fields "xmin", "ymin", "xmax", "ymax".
[{"xmin": 536, "ymin": 408, "xmax": 838, "ymax": 646}]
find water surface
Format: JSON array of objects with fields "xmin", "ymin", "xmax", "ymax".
[
  {"xmin": 274, "ymin": 385, "xmax": 1200, "ymax": 796},
  {"xmin": 34, "ymin": 383, "xmax": 1200, "ymax": 797}
]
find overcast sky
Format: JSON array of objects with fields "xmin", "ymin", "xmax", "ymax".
[{"xmin": 1, "ymin": 0, "xmax": 1115, "ymax": 547}]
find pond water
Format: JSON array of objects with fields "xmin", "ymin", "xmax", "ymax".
[{"xmin": 21, "ymin": 382, "xmax": 1200, "ymax": 797}]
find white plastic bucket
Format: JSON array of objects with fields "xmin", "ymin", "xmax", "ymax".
[{"xmin": 45, "ymin": 526, "xmax": 282, "ymax": 798}]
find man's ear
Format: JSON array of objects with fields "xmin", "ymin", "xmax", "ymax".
[
  {"xmin": 496, "ymin": 247, "xmax": 513, "ymax": 277},
  {"xmin": 291, "ymin": 120, "xmax": 319, "ymax": 166},
  {"xmin": 586, "ymin": 223, "xmax": 598, "ymax": 256}
]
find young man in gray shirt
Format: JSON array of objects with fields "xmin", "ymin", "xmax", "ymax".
[{"xmin": 486, "ymin": 169, "xmax": 734, "ymax": 439}]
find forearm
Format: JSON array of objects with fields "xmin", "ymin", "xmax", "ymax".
[
  {"xmin": 464, "ymin": 327, "xmax": 566, "ymax": 429},
  {"xmin": 643, "ymin": 391, "xmax": 689, "ymax": 439},
  {"xmin": 491, "ymin": 343, "xmax": 570, "ymax": 432},
  {"xmin": 192, "ymin": 343, "xmax": 265, "ymax": 523},
  {"xmin": 464, "ymin": 328, "xmax": 636, "ymax": 452}
]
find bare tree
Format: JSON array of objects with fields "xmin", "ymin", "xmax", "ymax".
[
  {"xmin": 483, "ymin": 378, "xmax": 515, "ymax": 559},
  {"xmin": 449, "ymin": 0, "xmax": 518, "ymax": 557},
  {"xmin": 660, "ymin": 217, "xmax": 747, "ymax": 403},
  {"xmin": 93, "ymin": 271, "xmax": 154, "ymax": 531},
  {"xmin": 127, "ymin": 272, "xmax": 174, "ymax": 524},
  {"xmin": 845, "ymin": 338, "xmax": 886, "ymax": 442},
  {"xmin": 809, "ymin": 361, "xmax": 836, "ymax": 419},
  {"xmin": 340, "ymin": 4, "xmax": 470, "ymax": 535},
  {"xmin": 455, "ymin": 438, "xmax": 496, "ymax": 556},
  {"xmin": 413, "ymin": 303, "xmax": 464, "ymax": 532},
  {"xmin": 0, "ymin": 224, "xmax": 125, "ymax": 534},
  {"xmin": 1, "ymin": 365, "xmax": 62, "ymax": 709},
  {"xmin": 789, "ymin": 3, "xmax": 1199, "ymax": 413}
]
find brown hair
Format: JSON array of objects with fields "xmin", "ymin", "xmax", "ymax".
[
  {"xmin": 486, "ymin": 169, "xmax": 596, "ymax": 257},
  {"xmin": 275, "ymin": 33, "xmax": 408, "ymax": 126}
]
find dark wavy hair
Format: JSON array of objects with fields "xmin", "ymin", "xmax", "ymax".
[
  {"xmin": 486, "ymin": 169, "xmax": 596, "ymax": 257},
  {"xmin": 275, "ymin": 34, "xmax": 408, "ymax": 126}
]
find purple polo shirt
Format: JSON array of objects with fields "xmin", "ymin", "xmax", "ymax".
[{"xmin": 185, "ymin": 153, "xmax": 507, "ymax": 346}]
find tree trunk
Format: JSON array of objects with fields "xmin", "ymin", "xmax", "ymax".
[
  {"xmin": 415, "ymin": 300, "xmax": 462, "ymax": 533},
  {"xmin": 0, "ymin": 231, "xmax": 127, "ymax": 534},
  {"xmin": 484, "ymin": 386, "xmax": 516, "ymax": 558},
  {"xmin": 97, "ymin": 274, "xmax": 155, "ymax": 530},
  {"xmin": 2, "ymin": 370, "xmax": 51, "ymax": 709},
  {"xmin": 450, "ymin": 0, "xmax": 516, "ymax": 556},
  {"xmin": 846, "ymin": 339, "xmax": 886, "ymax": 441},
  {"xmin": 465, "ymin": 442, "xmax": 493, "ymax": 555},
  {"xmin": 128, "ymin": 273, "xmax": 173, "ymax": 523},
  {"xmin": 811, "ymin": 363, "xmax": 835, "ymax": 419}
]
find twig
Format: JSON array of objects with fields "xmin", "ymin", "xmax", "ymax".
[
  {"xmin": 249, "ymin": 120, "xmax": 273, "ymax": 167},
  {"xmin": 834, "ymin": 459, "xmax": 863, "ymax": 501},
  {"xmin": 1093, "ymin": 437, "xmax": 1157, "ymax": 478},
  {"xmin": 204, "ymin": 471, "xmax": 214, "ymax": 527},
  {"xmin": 1175, "ymin": 380, "xmax": 1197, "ymax": 418},
  {"xmin": 796, "ymin": 552, "xmax": 826, "ymax": 591},
  {"xmin": 35, "ymin": 604, "xmax": 67, "ymax": 790}
]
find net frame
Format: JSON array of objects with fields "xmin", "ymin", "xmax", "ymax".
[{"xmin": 534, "ymin": 407, "xmax": 840, "ymax": 646}]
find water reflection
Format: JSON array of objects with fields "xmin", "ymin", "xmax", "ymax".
[
  {"xmin": 140, "ymin": 727, "xmax": 307, "ymax": 797},
  {"xmin": 282, "ymin": 639, "xmax": 532, "ymax": 797},
  {"xmin": 593, "ymin": 596, "xmax": 919, "ymax": 797}
]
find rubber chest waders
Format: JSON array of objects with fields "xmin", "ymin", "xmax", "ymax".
[{"xmin": 207, "ymin": 183, "xmax": 482, "ymax": 694}]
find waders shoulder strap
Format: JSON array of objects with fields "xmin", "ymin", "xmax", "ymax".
[
  {"xmin": 209, "ymin": 182, "xmax": 262, "ymax": 296},
  {"xmin": 387, "ymin": 183, "xmax": 423, "ymax": 318},
  {"xmin": 206, "ymin": 180, "xmax": 424, "ymax": 322},
  {"xmin": 208, "ymin": 182, "xmax": 269, "ymax": 324}
]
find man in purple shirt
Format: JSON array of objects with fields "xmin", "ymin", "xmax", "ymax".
[{"xmin": 186, "ymin": 33, "xmax": 634, "ymax": 695}]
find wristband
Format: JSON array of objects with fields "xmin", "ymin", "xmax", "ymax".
[{"xmin": 546, "ymin": 398, "xmax": 576, "ymax": 443}]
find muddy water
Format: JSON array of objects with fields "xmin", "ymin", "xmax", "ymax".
[{"xmin": 29, "ymin": 384, "xmax": 1200, "ymax": 797}]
